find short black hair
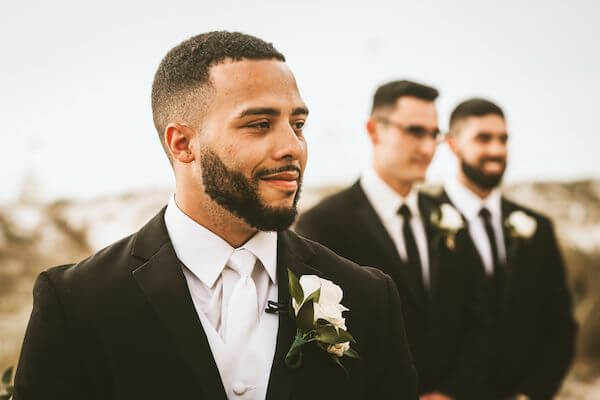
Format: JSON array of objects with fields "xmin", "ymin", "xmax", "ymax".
[
  {"xmin": 151, "ymin": 31, "xmax": 286, "ymax": 161},
  {"xmin": 371, "ymin": 80, "xmax": 439, "ymax": 114},
  {"xmin": 449, "ymin": 98, "xmax": 505, "ymax": 129}
]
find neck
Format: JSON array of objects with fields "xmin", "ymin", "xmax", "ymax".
[
  {"xmin": 373, "ymin": 162, "xmax": 413, "ymax": 197},
  {"xmin": 175, "ymin": 186, "xmax": 257, "ymax": 248},
  {"xmin": 457, "ymin": 170, "xmax": 493, "ymax": 199}
]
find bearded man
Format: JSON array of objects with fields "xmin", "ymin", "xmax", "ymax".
[
  {"xmin": 13, "ymin": 31, "xmax": 417, "ymax": 400},
  {"xmin": 441, "ymin": 98, "xmax": 576, "ymax": 400}
]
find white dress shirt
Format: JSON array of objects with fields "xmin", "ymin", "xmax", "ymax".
[
  {"xmin": 360, "ymin": 167, "xmax": 431, "ymax": 288},
  {"xmin": 444, "ymin": 176, "xmax": 506, "ymax": 276},
  {"xmin": 164, "ymin": 195, "xmax": 278, "ymax": 399}
]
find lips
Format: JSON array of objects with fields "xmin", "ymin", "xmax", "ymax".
[{"xmin": 260, "ymin": 171, "xmax": 299, "ymax": 191}]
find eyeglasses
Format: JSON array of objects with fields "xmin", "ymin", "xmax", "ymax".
[{"xmin": 375, "ymin": 116, "xmax": 443, "ymax": 143}]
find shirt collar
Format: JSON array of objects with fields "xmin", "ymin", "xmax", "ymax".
[
  {"xmin": 444, "ymin": 175, "xmax": 502, "ymax": 221},
  {"xmin": 164, "ymin": 195, "xmax": 278, "ymax": 288},
  {"xmin": 360, "ymin": 166, "xmax": 420, "ymax": 220}
]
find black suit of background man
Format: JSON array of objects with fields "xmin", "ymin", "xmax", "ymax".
[
  {"xmin": 442, "ymin": 97, "xmax": 576, "ymax": 399},
  {"xmin": 14, "ymin": 209, "xmax": 418, "ymax": 399},
  {"xmin": 437, "ymin": 190, "xmax": 577, "ymax": 399},
  {"xmin": 296, "ymin": 184, "xmax": 488, "ymax": 399}
]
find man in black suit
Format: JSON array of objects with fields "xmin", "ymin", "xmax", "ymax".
[
  {"xmin": 440, "ymin": 98, "xmax": 576, "ymax": 399},
  {"xmin": 296, "ymin": 81, "xmax": 487, "ymax": 399},
  {"xmin": 13, "ymin": 32, "xmax": 417, "ymax": 399}
]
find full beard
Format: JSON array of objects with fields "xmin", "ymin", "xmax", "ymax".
[
  {"xmin": 460, "ymin": 158, "xmax": 505, "ymax": 190},
  {"xmin": 200, "ymin": 149, "xmax": 302, "ymax": 231}
]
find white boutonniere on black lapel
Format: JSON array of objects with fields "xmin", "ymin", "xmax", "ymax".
[
  {"xmin": 430, "ymin": 203, "xmax": 465, "ymax": 250},
  {"xmin": 285, "ymin": 269, "xmax": 359, "ymax": 372},
  {"xmin": 505, "ymin": 211, "xmax": 537, "ymax": 240}
]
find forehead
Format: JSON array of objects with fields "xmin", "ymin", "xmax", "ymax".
[
  {"xmin": 208, "ymin": 59, "xmax": 304, "ymax": 113},
  {"xmin": 389, "ymin": 96, "xmax": 438, "ymax": 125},
  {"xmin": 461, "ymin": 114, "xmax": 507, "ymax": 135}
]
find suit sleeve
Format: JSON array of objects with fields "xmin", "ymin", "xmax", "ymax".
[
  {"xmin": 13, "ymin": 272, "xmax": 92, "ymax": 400},
  {"xmin": 439, "ymin": 232, "xmax": 489, "ymax": 399},
  {"xmin": 518, "ymin": 219, "xmax": 577, "ymax": 399},
  {"xmin": 373, "ymin": 272, "xmax": 419, "ymax": 399}
]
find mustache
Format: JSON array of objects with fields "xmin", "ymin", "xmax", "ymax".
[
  {"xmin": 479, "ymin": 156, "xmax": 506, "ymax": 164},
  {"xmin": 255, "ymin": 164, "xmax": 302, "ymax": 179}
]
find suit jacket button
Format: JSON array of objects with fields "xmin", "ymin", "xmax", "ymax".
[{"xmin": 232, "ymin": 382, "xmax": 247, "ymax": 395}]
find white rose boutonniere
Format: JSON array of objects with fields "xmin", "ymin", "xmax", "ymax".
[
  {"xmin": 285, "ymin": 270, "xmax": 359, "ymax": 371},
  {"xmin": 431, "ymin": 203, "xmax": 465, "ymax": 250},
  {"xmin": 506, "ymin": 211, "xmax": 537, "ymax": 239}
]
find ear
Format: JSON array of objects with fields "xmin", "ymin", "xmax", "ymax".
[
  {"xmin": 165, "ymin": 123, "xmax": 195, "ymax": 163},
  {"xmin": 366, "ymin": 117, "xmax": 379, "ymax": 145},
  {"xmin": 446, "ymin": 133, "xmax": 459, "ymax": 156}
]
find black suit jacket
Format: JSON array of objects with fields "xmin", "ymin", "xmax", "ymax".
[
  {"xmin": 295, "ymin": 182, "xmax": 488, "ymax": 399},
  {"xmin": 14, "ymin": 207, "xmax": 418, "ymax": 400},
  {"xmin": 437, "ymin": 190, "xmax": 577, "ymax": 400}
]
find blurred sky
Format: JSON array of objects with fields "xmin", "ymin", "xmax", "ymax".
[{"xmin": 1, "ymin": 0, "xmax": 599, "ymax": 202}]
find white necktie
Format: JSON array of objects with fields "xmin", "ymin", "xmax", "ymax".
[{"xmin": 225, "ymin": 249, "xmax": 259, "ymax": 349}]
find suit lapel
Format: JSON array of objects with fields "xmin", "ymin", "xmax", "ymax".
[
  {"xmin": 418, "ymin": 194, "xmax": 441, "ymax": 305},
  {"xmin": 266, "ymin": 230, "xmax": 321, "ymax": 400},
  {"xmin": 501, "ymin": 198, "xmax": 518, "ymax": 312},
  {"xmin": 349, "ymin": 182, "xmax": 425, "ymax": 310},
  {"xmin": 439, "ymin": 188, "xmax": 487, "ymax": 272},
  {"xmin": 131, "ymin": 209, "xmax": 227, "ymax": 400}
]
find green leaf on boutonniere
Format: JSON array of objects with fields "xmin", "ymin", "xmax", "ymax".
[
  {"xmin": 304, "ymin": 287, "xmax": 320, "ymax": 305},
  {"xmin": 288, "ymin": 268, "xmax": 304, "ymax": 307},
  {"xmin": 296, "ymin": 300, "xmax": 315, "ymax": 332},
  {"xmin": 344, "ymin": 348, "xmax": 360, "ymax": 358},
  {"xmin": 285, "ymin": 330, "xmax": 308, "ymax": 369},
  {"xmin": 314, "ymin": 325, "xmax": 354, "ymax": 344},
  {"xmin": 337, "ymin": 328, "xmax": 356, "ymax": 343}
]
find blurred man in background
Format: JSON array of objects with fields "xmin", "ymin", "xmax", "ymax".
[
  {"xmin": 441, "ymin": 98, "xmax": 577, "ymax": 399},
  {"xmin": 297, "ymin": 80, "xmax": 487, "ymax": 399}
]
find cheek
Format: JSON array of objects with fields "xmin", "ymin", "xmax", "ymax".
[
  {"xmin": 380, "ymin": 134, "xmax": 405, "ymax": 159},
  {"xmin": 299, "ymin": 139, "xmax": 308, "ymax": 169}
]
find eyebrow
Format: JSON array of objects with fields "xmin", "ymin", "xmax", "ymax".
[
  {"xmin": 477, "ymin": 131, "xmax": 508, "ymax": 136},
  {"xmin": 292, "ymin": 107, "xmax": 309, "ymax": 116},
  {"xmin": 236, "ymin": 106, "xmax": 309, "ymax": 119}
]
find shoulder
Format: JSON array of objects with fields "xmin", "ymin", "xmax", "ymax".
[
  {"xmin": 502, "ymin": 198, "xmax": 554, "ymax": 229},
  {"xmin": 299, "ymin": 185, "xmax": 357, "ymax": 221},
  {"xmin": 295, "ymin": 184, "xmax": 362, "ymax": 238},
  {"xmin": 44, "ymin": 231, "xmax": 144, "ymax": 299},
  {"xmin": 292, "ymin": 232, "xmax": 393, "ymax": 295}
]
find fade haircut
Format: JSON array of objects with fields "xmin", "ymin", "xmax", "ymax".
[
  {"xmin": 371, "ymin": 80, "xmax": 439, "ymax": 114},
  {"xmin": 151, "ymin": 31, "xmax": 286, "ymax": 162},
  {"xmin": 449, "ymin": 98, "xmax": 505, "ymax": 134}
]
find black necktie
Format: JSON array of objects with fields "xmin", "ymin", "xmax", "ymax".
[
  {"xmin": 398, "ymin": 204, "xmax": 427, "ymax": 301},
  {"xmin": 479, "ymin": 207, "xmax": 504, "ymax": 311}
]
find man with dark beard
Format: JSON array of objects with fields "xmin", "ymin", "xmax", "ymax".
[
  {"xmin": 442, "ymin": 98, "xmax": 576, "ymax": 399},
  {"xmin": 13, "ymin": 32, "xmax": 417, "ymax": 400}
]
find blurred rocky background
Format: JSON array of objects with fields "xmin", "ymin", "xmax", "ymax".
[{"xmin": 1, "ymin": 181, "xmax": 599, "ymax": 398}]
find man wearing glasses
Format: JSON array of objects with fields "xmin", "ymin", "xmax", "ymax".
[{"xmin": 296, "ymin": 80, "xmax": 487, "ymax": 399}]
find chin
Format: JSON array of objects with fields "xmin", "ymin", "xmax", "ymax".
[
  {"xmin": 409, "ymin": 171, "xmax": 427, "ymax": 183},
  {"xmin": 259, "ymin": 193, "xmax": 294, "ymax": 209},
  {"xmin": 268, "ymin": 200, "xmax": 296, "ymax": 211}
]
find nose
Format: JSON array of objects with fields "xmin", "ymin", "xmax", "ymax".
[
  {"xmin": 419, "ymin": 135, "xmax": 437, "ymax": 159},
  {"xmin": 487, "ymin": 139, "xmax": 507, "ymax": 158},
  {"xmin": 271, "ymin": 122, "xmax": 306, "ymax": 163}
]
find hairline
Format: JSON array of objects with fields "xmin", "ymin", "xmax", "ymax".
[{"xmin": 449, "ymin": 113, "xmax": 506, "ymax": 136}]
